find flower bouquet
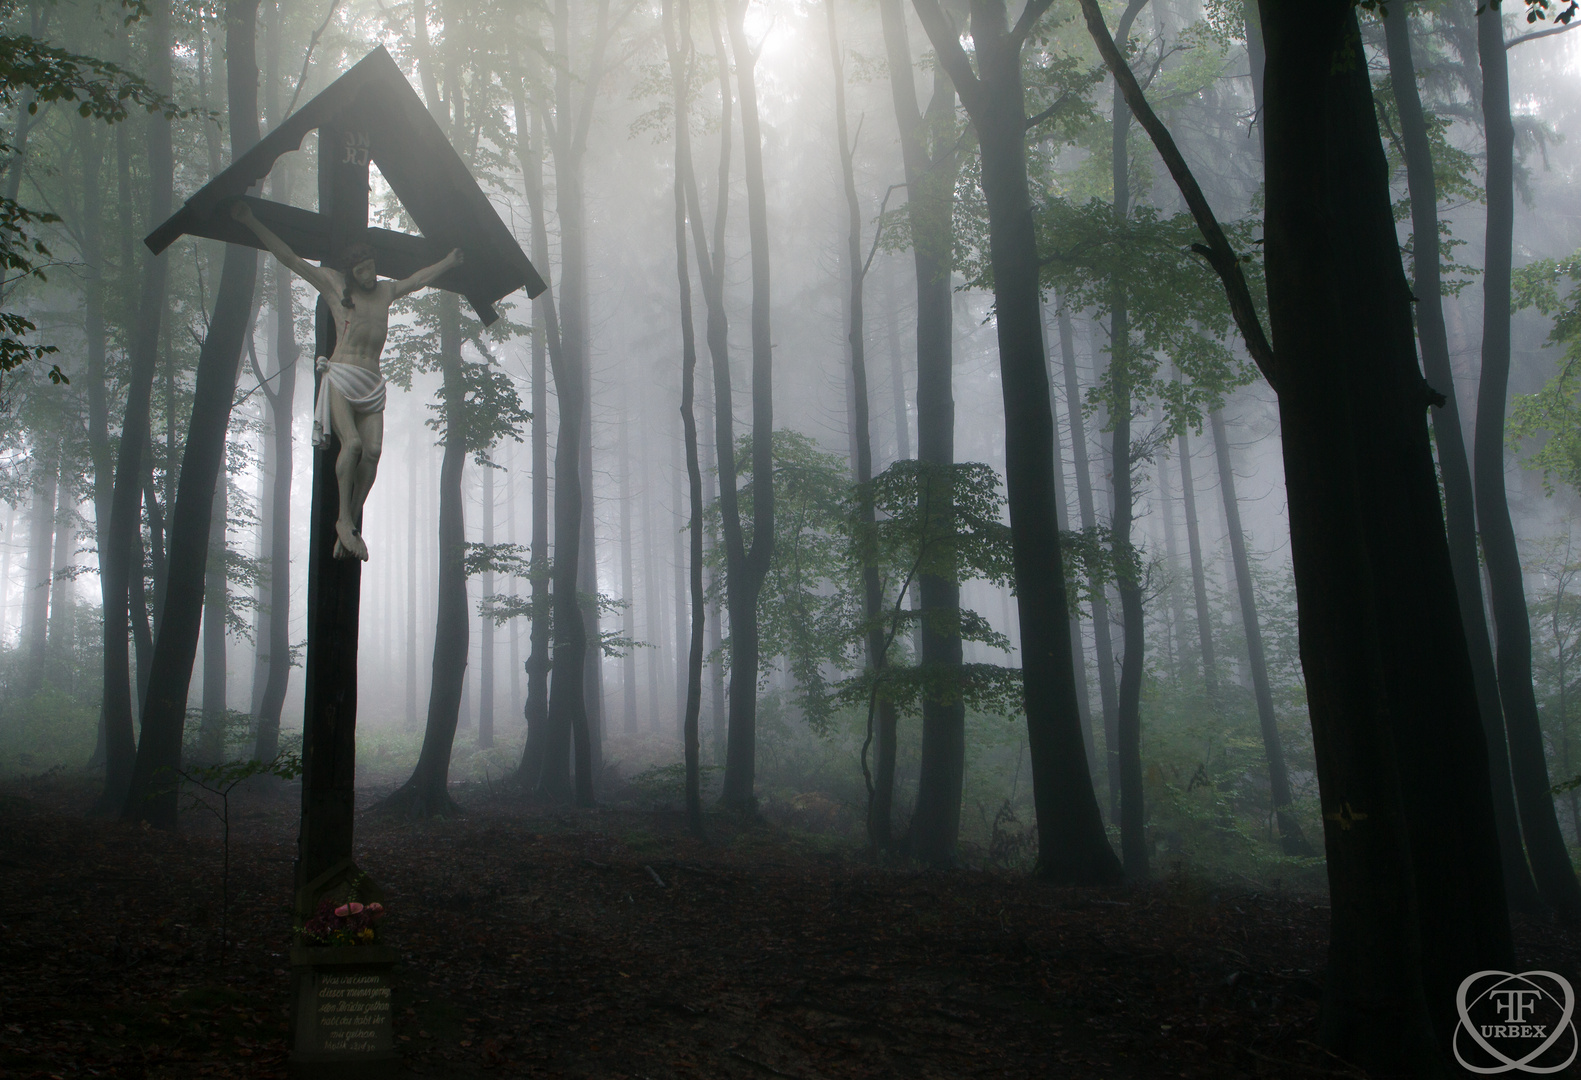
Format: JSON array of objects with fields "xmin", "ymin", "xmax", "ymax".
[{"xmin": 299, "ymin": 897, "xmax": 386, "ymax": 946}]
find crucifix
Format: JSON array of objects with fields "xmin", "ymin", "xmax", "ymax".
[{"xmin": 145, "ymin": 44, "xmax": 544, "ymax": 932}]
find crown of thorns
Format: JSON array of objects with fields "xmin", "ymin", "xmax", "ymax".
[{"xmin": 336, "ymin": 242, "xmax": 377, "ymax": 270}]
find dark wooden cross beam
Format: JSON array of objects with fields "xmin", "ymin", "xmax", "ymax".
[{"xmin": 144, "ymin": 46, "xmax": 544, "ymax": 915}]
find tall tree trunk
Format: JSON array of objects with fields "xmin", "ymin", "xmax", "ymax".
[
  {"xmin": 123, "ymin": 0, "xmax": 261, "ymax": 827},
  {"xmin": 1473, "ymin": 0, "xmax": 1581, "ymax": 920},
  {"xmin": 1048, "ymin": 297, "xmax": 1094, "ymax": 773},
  {"xmin": 514, "ymin": 87, "xmax": 552, "ymax": 777},
  {"xmin": 79, "ymin": 116, "xmax": 113, "ymax": 723},
  {"xmin": 1175, "ymin": 422, "xmax": 1217, "ymax": 695},
  {"xmin": 826, "ymin": 0, "xmax": 897, "ymax": 850},
  {"xmin": 45, "ymin": 467, "xmax": 73, "ymax": 681},
  {"xmin": 717, "ymin": 0, "xmax": 776, "ymax": 812},
  {"xmin": 619, "ymin": 413, "xmax": 638, "ymax": 734},
  {"xmin": 250, "ymin": 0, "xmax": 296, "ymax": 764},
  {"xmin": 664, "ymin": 0, "xmax": 706, "ymax": 833},
  {"xmin": 382, "ymin": 292, "xmax": 468, "ymax": 816},
  {"xmin": 912, "ymin": 0, "xmax": 1120, "ymax": 883},
  {"xmin": 21, "ymin": 444, "xmax": 58, "ymax": 692},
  {"xmin": 880, "ymin": 0, "xmax": 968, "ymax": 862},
  {"xmin": 197, "ymin": 465, "xmax": 228, "ymax": 762},
  {"xmin": 406, "ymin": 443, "xmax": 420, "ymax": 727},
  {"xmin": 1106, "ymin": 0, "xmax": 1150, "ymax": 881},
  {"xmin": 511, "ymin": 59, "xmax": 592, "ymax": 804},
  {"xmin": 1252, "ymin": 1, "xmax": 1514, "ymax": 1065},
  {"xmin": 1210, "ymin": 407, "xmax": 1311, "ymax": 856},
  {"xmin": 479, "ymin": 460, "xmax": 495, "ymax": 749},
  {"xmin": 885, "ymin": 265, "xmax": 911, "ymax": 462},
  {"xmin": 668, "ymin": 435, "xmax": 686, "ymax": 733},
  {"xmin": 1061, "ymin": 306, "xmax": 1118, "ymax": 813}
]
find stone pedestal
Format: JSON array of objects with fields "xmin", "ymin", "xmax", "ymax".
[{"xmin": 289, "ymin": 944, "xmax": 398, "ymax": 1079}]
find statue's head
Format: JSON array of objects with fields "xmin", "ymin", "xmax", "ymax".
[{"xmin": 340, "ymin": 242, "xmax": 378, "ymax": 291}]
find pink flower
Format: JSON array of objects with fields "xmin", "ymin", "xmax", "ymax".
[
  {"xmin": 366, "ymin": 903, "xmax": 384, "ymax": 915},
  {"xmin": 334, "ymin": 904, "xmax": 350, "ymax": 917},
  {"xmin": 347, "ymin": 902, "xmax": 365, "ymax": 915}
]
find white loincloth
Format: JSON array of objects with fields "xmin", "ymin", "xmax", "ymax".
[{"xmin": 313, "ymin": 358, "xmax": 387, "ymax": 448}]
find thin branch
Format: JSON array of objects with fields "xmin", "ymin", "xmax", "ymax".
[
  {"xmin": 282, "ymin": 0, "xmax": 342, "ymax": 121},
  {"xmin": 860, "ymin": 182, "xmax": 904, "ymax": 280},
  {"xmin": 1011, "ymin": 0, "xmax": 1059, "ymax": 45},
  {"xmin": 1508, "ymin": 19, "xmax": 1580, "ymax": 47},
  {"xmin": 1077, "ymin": 0, "xmax": 1278, "ymax": 391}
]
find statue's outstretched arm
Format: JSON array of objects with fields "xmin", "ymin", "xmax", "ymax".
[
  {"xmin": 230, "ymin": 201, "xmax": 339, "ymax": 299},
  {"xmin": 393, "ymin": 247, "xmax": 464, "ymax": 299}
]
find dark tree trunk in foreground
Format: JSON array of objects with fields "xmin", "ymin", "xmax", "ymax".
[
  {"xmin": 1380, "ymin": 1, "xmax": 1537, "ymax": 913},
  {"xmin": 123, "ymin": 0, "xmax": 260, "ymax": 827},
  {"xmin": 914, "ymin": 0, "xmax": 1120, "ymax": 883},
  {"xmin": 664, "ymin": 0, "xmax": 705, "ymax": 836},
  {"xmin": 1473, "ymin": 1, "xmax": 1581, "ymax": 921},
  {"xmin": 717, "ymin": 0, "xmax": 776, "ymax": 812},
  {"xmin": 1259, "ymin": 3, "xmax": 1514, "ymax": 1066},
  {"xmin": 1209, "ymin": 407, "xmax": 1311, "ymax": 857},
  {"xmin": 1083, "ymin": 1, "xmax": 1513, "ymax": 1065},
  {"xmin": 619, "ymin": 415, "xmax": 638, "ymax": 734},
  {"xmin": 880, "ymin": 0, "xmax": 968, "ymax": 862},
  {"xmin": 826, "ymin": 0, "xmax": 896, "ymax": 853}
]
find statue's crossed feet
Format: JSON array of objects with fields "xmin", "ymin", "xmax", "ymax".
[{"xmin": 334, "ymin": 520, "xmax": 369, "ymax": 561}]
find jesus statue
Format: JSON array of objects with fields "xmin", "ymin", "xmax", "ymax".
[{"xmin": 231, "ymin": 201, "xmax": 463, "ymax": 560}]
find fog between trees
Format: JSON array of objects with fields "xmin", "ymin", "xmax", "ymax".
[{"xmin": 4, "ymin": 0, "xmax": 1581, "ymax": 1051}]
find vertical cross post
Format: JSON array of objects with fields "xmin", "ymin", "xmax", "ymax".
[{"xmin": 295, "ymin": 113, "xmax": 372, "ymax": 910}]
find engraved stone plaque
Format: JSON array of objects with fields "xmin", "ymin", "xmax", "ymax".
[{"xmin": 289, "ymin": 945, "xmax": 398, "ymax": 1078}]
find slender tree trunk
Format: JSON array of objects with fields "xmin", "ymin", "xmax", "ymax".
[
  {"xmin": 881, "ymin": 0, "xmax": 968, "ymax": 863},
  {"xmin": 479, "ymin": 461, "xmax": 495, "ymax": 749},
  {"xmin": 1210, "ymin": 407, "xmax": 1311, "ymax": 855},
  {"xmin": 514, "ymin": 88, "xmax": 553, "ymax": 780},
  {"xmin": 826, "ymin": 0, "xmax": 897, "ymax": 850},
  {"xmin": 664, "ymin": 0, "xmax": 706, "ymax": 834},
  {"xmin": 670, "ymin": 433, "xmax": 687, "ymax": 733},
  {"xmin": 22, "ymin": 445, "xmax": 58, "ymax": 692},
  {"xmin": 250, "ymin": 0, "xmax": 296, "ymax": 764},
  {"xmin": 1048, "ymin": 297, "xmax": 1094, "ymax": 773},
  {"xmin": 885, "ymin": 265, "xmax": 911, "ymax": 462},
  {"xmin": 1175, "ymin": 422, "xmax": 1217, "ymax": 695},
  {"xmin": 1065, "ymin": 311, "xmax": 1120, "ymax": 818},
  {"xmin": 406, "ymin": 443, "xmax": 419, "ymax": 727},
  {"xmin": 716, "ymin": 0, "xmax": 776, "ymax": 812},
  {"xmin": 619, "ymin": 414, "xmax": 638, "ymax": 734},
  {"xmin": 1473, "ymin": 1, "xmax": 1581, "ymax": 921},
  {"xmin": 123, "ymin": 0, "xmax": 261, "ymax": 827},
  {"xmin": 512, "ymin": 62, "xmax": 591, "ymax": 804},
  {"xmin": 382, "ymin": 292, "xmax": 468, "ymax": 817},
  {"xmin": 197, "ymin": 465, "xmax": 228, "ymax": 762},
  {"xmin": 45, "ymin": 469, "xmax": 73, "ymax": 682},
  {"xmin": 912, "ymin": 0, "xmax": 1120, "ymax": 882},
  {"xmin": 1106, "ymin": 0, "xmax": 1150, "ymax": 880}
]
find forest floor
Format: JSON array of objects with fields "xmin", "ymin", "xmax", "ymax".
[{"xmin": 1, "ymin": 774, "xmax": 1576, "ymax": 1080}]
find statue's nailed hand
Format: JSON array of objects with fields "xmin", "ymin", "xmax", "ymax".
[
  {"xmin": 449, "ymin": 247, "xmax": 465, "ymax": 267},
  {"xmin": 229, "ymin": 200, "xmax": 256, "ymax": 224}
]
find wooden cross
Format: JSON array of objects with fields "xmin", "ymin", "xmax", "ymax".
[{"xmin": 146, "ymin": 47, "xmax": 545, "ymax": 912}]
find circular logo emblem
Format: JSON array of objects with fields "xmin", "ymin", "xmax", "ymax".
[{"xmin": 1455, "ymin": 970, "xmax": 1578, "ymax": 1074}]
